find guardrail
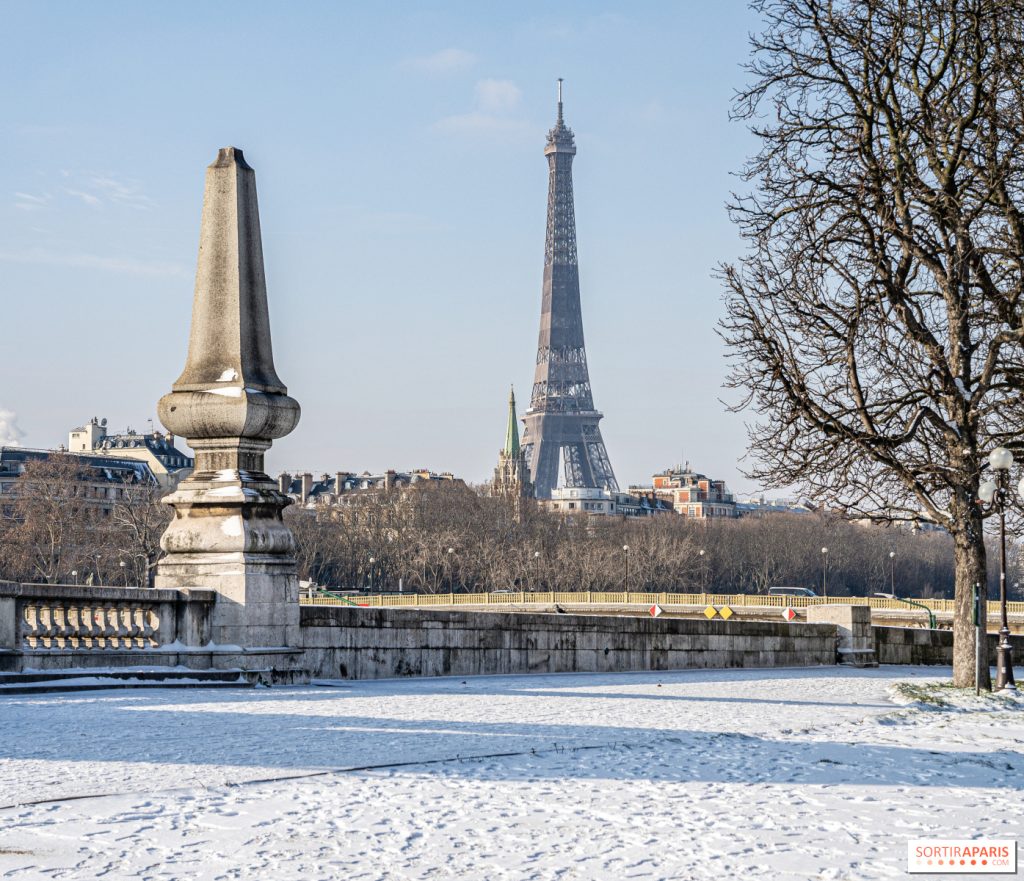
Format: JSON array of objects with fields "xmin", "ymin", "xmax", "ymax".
[
  {"xmin": 0, "ymin": 581, "xmax": 215, "ymax": 651},
  {"xmin": 300, "ymin": 590, "xmax": 1024, "ymax": 615}
]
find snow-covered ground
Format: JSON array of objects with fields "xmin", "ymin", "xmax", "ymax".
[{"xmin": 0, "ymin": 666, "xmax": 1021, "ymax": 880}]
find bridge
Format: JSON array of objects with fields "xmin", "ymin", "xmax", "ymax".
[{"xmin": 301, "ymin": 590, "xmax": 1024, "ymax": 631}]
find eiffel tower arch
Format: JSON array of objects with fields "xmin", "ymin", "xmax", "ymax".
[{"xmin": 521, "ymin": 81, "xmax": 619, "ymax": 499}]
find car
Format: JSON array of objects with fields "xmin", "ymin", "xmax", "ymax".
[{"xmin": 767, "ymin": 586, "xmax": 818, "ymax": 598}]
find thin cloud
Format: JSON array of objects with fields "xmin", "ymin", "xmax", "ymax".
[
  {"xmin": 433, "ymin": 78, "xmax": 534, "ymax": 141},
  {"xmin": 13, "ymin": 191, "xmax": 50, "ymax": 211},
  {"xmin": 475, "ymin": 79, "xmax": 521, "ymax": 114},
  {"xmin": 433, "ymin": 113, "xmax": 534, "ymax": 138},
  {"xmin": 88, "ymin": 175, "xmax": 156, "ymax": 210},
  {"xmin": 64, "ymin": 188, "xmax": 102, "ymax": 208},
  {"xmin": 0, "ymin": 247, "xmax": 188, "ymax": 278},
  {"xmin": 637, "ymin": 99, "xmax": 668, "ymax": 124},
  {"xmin": 12, "ymin": 173, "xmax": 155, "ymax": 212},
  {"xmin": 403, "ymin": 48, "xmax": 477, "ymax": 74}
]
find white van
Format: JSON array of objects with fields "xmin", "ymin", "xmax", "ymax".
[{"xmin": 768, "ymin": 586, "xmax": 818, "ymax": 598}]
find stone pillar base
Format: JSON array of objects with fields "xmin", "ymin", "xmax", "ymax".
[
  {"xmin": 155, "ymin": 552, "xmax": 299, "ymax": 649},
  {"xmin": 806, "ymin": 604, "xmax": 878, "ymax": 667}
]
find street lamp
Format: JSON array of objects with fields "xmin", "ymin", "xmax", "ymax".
[
  {"xmin": 699, "ymin": 548, "xmax": 707, "ymax": 592},
  {"xmin": 368, "ymin": 556, "xmax": 375, "ymax": 592},
  {"xmin": 622, "ymin": 544, "xmax": 630, "ymax": 592},
  {"xmin": 821, "ymin": 547, "xmax": 829, "ymax": 598},
  {"xmin": 71, "ymin": 570, "xmax": 78, "ymax": 585},
  {"xmin": 447, "ymin": 547, "xmax": 456, "ymax": 592},
  {"xmin": 533, "ymin": 550, "xmax": 541, "ymax": 591},
  {"xmin": 889, "ymin": 550, "xmax": 895, "ymax": 596},
  {"xmin": 119, "ymin": 560, "xmax": 127, "ymax": 587},
  {"xmin": 977, "ymin": 446, "xmax": 1018, "ymax": 692}
]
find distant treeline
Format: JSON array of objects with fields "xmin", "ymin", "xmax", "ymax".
[
  {"xmin": 285, "ymin": 484, "xmax": 989, "ymax": 599},
  {"xmin": 2, "ymin": 458, "xmax": 1019, "ymax": 601}
]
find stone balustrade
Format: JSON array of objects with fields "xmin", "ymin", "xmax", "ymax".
[{"xmin": 0, "ymin": 582, "xmax": 215, "ymax": 653}]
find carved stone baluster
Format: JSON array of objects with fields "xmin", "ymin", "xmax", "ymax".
[
  {"xmin": 92, "ymin": 604, "xmax": 104, "ymax": 649},
  {"xmin": 116, "ymin": 605, "xmax": 133, "ymax": 649},
  {"xmin": 101, "ymin": 604, "xmax": 117, "ymax": 649},
  {"xmin": 80, "ymin": 603, "xmax": 96, "ymax": 648},
  {"xmin": 143, "ymin": 606, "xmax": 159, "ymax": 647},
  {"xmin": 38, "ymin": 603, "xmax": 56, "ymax": 649},
  {"xmin": 67, "ymin": 605, "xmax": 82, "ymax": 649},
  {"xmin": 91, "ymin": 604, "xmax": 103, "ymax": 649},
  {"xmin": 101, "ymin": 604, "xmax": 114, "ymax": 649},
  {"xmin": 21, "ymin": 603, "xmax": 38, "ymax": 649},
  {"xmin": 54, "ymin": 603, "xmax": 70, "ymax": 649},
  {"xmin": 131, "ymin": 606, "xmax": 144, "ymax": 648}
]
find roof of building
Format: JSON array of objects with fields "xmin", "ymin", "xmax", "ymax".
[
  {"xmin": 281, "ymin": 469, "xmax": 463, "ymax": 502},
  {"xmin": 93, "ymin": 431, "xmax": 192, "ymax": 470},
  {"xmin": 0, "ymin": 447, "xmax": 158, "ymax": 485}
]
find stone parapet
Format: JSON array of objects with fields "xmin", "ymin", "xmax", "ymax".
[
  {"xmin": 0, "ymin": 580, "xmax": 214, "ymax": 661},
  {"xmin": 874, "ymin": 625, "xmax": 1024, "ymax": 667},
  {"xmin": 299, "ymin": 606, "xmax": 837, "ymax": 680}
]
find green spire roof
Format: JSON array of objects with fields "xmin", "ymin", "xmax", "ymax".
[{"xmin": 504, "ymin": 385, "xmax": 521, "ymax": 457}]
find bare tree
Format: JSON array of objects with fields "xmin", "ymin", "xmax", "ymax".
[
  {"xmin": 0, "ymin": 457, "xmax": 95, "ymax": 583},
  {"xmin": 109, "ymin": 477, "xmax": 171, "ymax": 587},
  {"xmin": 721, "ymin": 0, "xmax": 1024, "ymax": 686}
]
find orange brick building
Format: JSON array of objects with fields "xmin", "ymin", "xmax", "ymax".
[{"xmin": 631, "ymin": 464, "xmax": 739, "ymax": 519}]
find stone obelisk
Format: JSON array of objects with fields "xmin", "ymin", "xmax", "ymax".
[{"xmin": 155, "ymin": 147, "xmax": 301, "ymax": 651}]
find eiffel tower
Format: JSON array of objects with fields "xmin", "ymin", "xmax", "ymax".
[{"xmin": 521, "ymin": 80, "xmax": 618, "ymax": 499}]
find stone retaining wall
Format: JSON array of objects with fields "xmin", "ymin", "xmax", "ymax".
[
  {"xmin": 873, "ymin": 625, "xmax": 1024, "ymax": 666},
  {"xmin": 299, "ymin": 606, "xmax": 838, "ymax": 680}
]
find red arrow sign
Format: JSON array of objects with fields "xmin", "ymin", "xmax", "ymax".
[
  {"xmin": 782, "ymin": 607, "xmax": 797, "ymax": 621},
  {"xmin": 650, "ymin": 604, "xmax": 664, "ymax": 618}
]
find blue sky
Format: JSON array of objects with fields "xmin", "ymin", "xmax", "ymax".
[{"xmin": 0, "ymin": 1, "xmax": 769, "ymax": 494}]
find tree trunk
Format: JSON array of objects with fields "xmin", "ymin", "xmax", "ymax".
[{"xmin": 952, "ymin": 508, "xmax": 990, "ymax": 689}]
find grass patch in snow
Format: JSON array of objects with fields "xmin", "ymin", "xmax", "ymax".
[{"xmin": 889, "ymin": 681, "xmax": 1024, "ymax": 712}]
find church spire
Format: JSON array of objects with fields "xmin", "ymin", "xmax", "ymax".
[
  {"xmin": 504, "ymin": 385, "xmax": 520, "ymax": 457},
  {"xmin": 492, "ymin": 384, "xmax": 533, "ymax": 510}
]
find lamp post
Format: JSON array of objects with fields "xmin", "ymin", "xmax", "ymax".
[
  {"xmin": 622, "ymin": 544, "xmax": 630, "ymax": 592},
  {"xmin": 699, "ymin": 548, "xmax": 706, "ymax": 592},
  {"xmin": 821, "ymin": 547, "xmax": 829, "ymax": 598},
  {"xmin": 977, "ymin": 446, "xmax": 1018, "ymax": 692},
  {"xmin": 119, "ymin": 560, "xmax": 127, "ymax": 587},
  {"xmin": 368, "ymin": 556, "xmax": 375, "ymax": 593},
  {"xmin": 71, "ymin": 570, "xmax": 78, "ymax": 585},
  {"xmin": 447, "ymin": 547, "xmax": 455, "ymax": 592},
  {"xmin": 889, "ymin": 550, "xmax": 895, "ymax": 596},
  {"xmin": 533, "ymin": 550, "xmax": 541, "ymax": 591}
]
